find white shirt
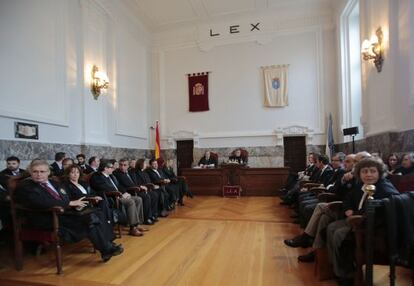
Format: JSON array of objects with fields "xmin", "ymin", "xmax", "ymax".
[
  {"xmin": 152, "ymin": 169, "xmax": 161, "ymax": 178},
  {"xmin": 75, "ymin": 183, "xmax": 88, "ymax": 195}
]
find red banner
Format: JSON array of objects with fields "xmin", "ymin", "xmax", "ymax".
[{"xmin": 188, "ymin": 72, "xmax": 209, "ymax": 112}]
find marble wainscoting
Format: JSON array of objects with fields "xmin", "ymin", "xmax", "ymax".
[
  {"xmin": 161, "ymin": 145, "xmax": 325, "ymax": 168},
  {"xmin": 0, "ymin": 140, "xmax": 152, "ymax": 169},
  {"xmin": 193, "ymin": 147, "xmax": 285, "ymax": 168},
  {"xmin": 335, "ymin": 129, "xmax": 414, "ymax": 157}
]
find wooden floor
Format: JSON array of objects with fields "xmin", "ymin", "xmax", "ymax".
[{"xmin": 0, "ymin": 196, "xmax": 411, "ymax": 286}]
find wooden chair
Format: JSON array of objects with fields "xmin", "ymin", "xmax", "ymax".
[
  {"xmin": 231, "ymin": 149, "xmax": 249, "ymax": 163},
  {"xmin": 313, "ymin": 200, "xmax": 344, "ymax": 281},
  {"xmin": 8, "ymin": 176, "xmax": 66, "ymax": 274},
  {"xmin": 389, "ymin": 173, "xmax": 414, "ymax": 193}
]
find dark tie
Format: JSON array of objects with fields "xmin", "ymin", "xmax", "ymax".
[
  {"xmin": 40, "ymin": 182, "xmax": 62, "ymax": 200},
  {"xmin": 126, "ymin": 172, "xmax": 134, "ymax": 184},
  {"xmin": 107, "ymin": 176, "xmax": 119, "ymax": 191}
]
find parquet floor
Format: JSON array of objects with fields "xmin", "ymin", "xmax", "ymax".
[{"xmin": 0, "ymin": 196, "xmax": 411, "ymax": 286}]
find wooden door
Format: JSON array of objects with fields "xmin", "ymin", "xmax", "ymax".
[
  {"xmin": 283, "ymin": 136, "xmax": 306, "ymax": 173},
  {"xmin": 176, "ymin": 140, "xmax": 194, "ymax": 175}
]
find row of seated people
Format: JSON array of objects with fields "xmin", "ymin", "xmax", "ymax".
[
  {"xmin": 0, "ymin": 154, "xmax": 193, "ymax": 268},
  {"xmin": 197, "ymin": 149, "xmax": 249, "ymax": 168},
  {"xmin": 279, "ymin": 151, "xmax": 414, "ymax": 286}
]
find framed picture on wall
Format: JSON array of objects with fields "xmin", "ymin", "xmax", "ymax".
[{"xmin": 14, "ymin": 121, "xmax": 39, "ymax": 140}]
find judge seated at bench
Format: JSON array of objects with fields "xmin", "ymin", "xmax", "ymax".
[
  {"xmin": 228, "ymin": 149, "xmax": 248, "ymax": 165},
  {"xmin": 198, "ymin": 151, "xmax": 218, "ymax": 168}
]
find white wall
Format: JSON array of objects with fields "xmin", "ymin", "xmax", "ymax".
[
  {"xmin": 0, "ymin": 0, "xmax": 151, "ymax": 149},
  {"xmin": 334, "ymin": 0, "xmax": 414, "ymax": 143},
  {"xmin": 153, "ymin": 15, "xmax": 338, "ymax": 149}
]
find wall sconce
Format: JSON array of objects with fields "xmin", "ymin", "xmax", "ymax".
[
  {"xmin": 361, "ymin": 27, "xmax": 384, "ymax": 73},
  {"xmin": 91, "ymin": 65, "xmax": 109, "ymax": 100}
]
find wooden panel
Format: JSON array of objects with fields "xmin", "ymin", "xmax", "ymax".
[
  {"xmin": 181, "ymin": 168, "xmax": 223, "ymax": 195},
  {"xmin": 176, "ymin": 140, "xmax": 194, "ymax": 174},
  {"xmin": 240, "ymin": 168, "xmax": 290, "ymax": 196},
  {"xmin": 182, "ymin": 167, "xmax": 289, "ymax": 196},
  {"xmin": 284, "ymin": 136, "xmax": 306, "ymax": 173}
]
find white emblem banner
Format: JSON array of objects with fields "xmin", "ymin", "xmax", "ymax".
[{"xmin": 262, "ymin": 64, "xmax": 289, "ymax": 107}]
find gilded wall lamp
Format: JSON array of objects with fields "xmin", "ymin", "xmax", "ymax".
[
  {"xmin": 91, "ymin": 65, "xmax": 109, "ymax": 100},
  {"xmin": 361, "ymin": 27, "xmax": 384, "ymax": 73}
]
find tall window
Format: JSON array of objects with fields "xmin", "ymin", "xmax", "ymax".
[{"xmin": 340, "ymin": 0, "xmax": 363, "ymax": 140}]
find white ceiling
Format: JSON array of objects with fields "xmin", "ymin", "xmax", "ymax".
[{"xmin": 126, "ymin": 0, "xmax": 334, "ymax": 32}]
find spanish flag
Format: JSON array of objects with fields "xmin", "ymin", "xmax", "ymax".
[{"xmin": 155, "ymin": 121, "xmax": 161, "ymax": 159}]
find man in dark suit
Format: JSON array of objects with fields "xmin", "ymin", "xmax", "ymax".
[
  {"xmin": 284, "ymin": 154, "xmax": 356, "ymax": 263},
  {"xmin": 83, "ymin": 156, "xmax": 99, "ymax": 174},
  {"xmin": 132, "ymin": 159, "xmax": 165, "ymax": 218},
  {"xmin": 0, "ymin": 156, "xmax": 25, "ymax": 177},
  {"xmin": 113, "ymin": 159, "xmax": 154, "ymax": 225},
  {"xmin": 198, "ymin": 151, "xmax": 217, "ymax": 168},
  {"xmin": 76, "ymin": 154, "xmax": 88, "ymax": 172},
  {"xmin": 15, "ymin": 160, "xmax": 123, "ymax": 262},
  {"xmin": 90, "ymin": 160, "xmax": 146, "ymax": 236},
  {"xmin": 146, "ymin": 159, "xmax": 177, "ymax": 211},
  {"xmin": 50, "ymin": 152, "xmax": 66, "ymax": 177}
]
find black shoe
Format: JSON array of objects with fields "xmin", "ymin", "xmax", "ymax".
[
  {"xmin": 144, "ymin": 219, "xmax": 154, "ymax": 225},
  {"xmin": 111, "ymin": 245, "xmax": 124, "ymax": 256},
  {"xmin": 284, "ymin": 234, "xmax": 312, "ymax": 248},
  {"xmin": 187, "ymin": 192, "xmax": 194, "ymax": 198},
  {"xmin": 298, "ymin": 251, "xmax": 315, "ymax": 262},
  {"xmin": 178, "ymin": 201, "xmax": 184, "ymax": 206},
  {"xmin": 101, "ymin": 252, "xmax": 112, "ymax": 263},
  {"xmin": 151, "ymin": 216, "xmax": 159, "ymax": 222},
  {"xmin": 111, "ymin": 242, "xmax": 122, "ymax": 248}
]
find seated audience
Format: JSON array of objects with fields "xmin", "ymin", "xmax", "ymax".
[
  {"xmin": 84, "ymin": 156, "xmax": 100, "ymax": 174},
  {"xmin": 113, "ymin": 159, "xmax": 155, "ymax": 225},
  {"xmin": 133, "ymin": 159, "xmax": 165, "ymax": 218},
  {"xmin": 296, "ymin": 153, "xmax": 343, "ymax": 227},
  {"xmin": 326, "ymin": 157, "xmax": 399, "ymax": 285},
  {"xmin": 62, "ymin": 158, "xmax": 74, "ymax": 172},
  {"xmin": 129, "ymin": 159, "xmax": 137, "ymax": 171},
  {"xmin": 15, "ymin": 160, "xmax": 123, "ymax": 262},
  {"xmin": 161, "ymin": 159, "xmax": 193, "ymax": 204},
  {"xmin": 90, "ymin": 160, "xmax": 146, "ymax": 237},
  {"xmin": 0, "ymin": 156, "xmax": 25, "ymax": 177},
  {"xmin": 62, "ymin": 164, "xmax": 112, "ymax": 224},
  {"xmin": 229, "ymin": 149, "xmax": 247, "ymax": 164},
  {"xmin": 395, "ymin": 153, "xmax": 414, "ymax": 175},
  {"xmin": 386, "ymin": 153, "xmax": 400, "ymax": 175},
  {"xmin": 76, "ymin": 154, "xmax": 88, "ymax": 171},
  {"xmin": 284, "ymin": 153, "xmax": 356, "ymax": 262},
  {"xmin": 280, "ymin": 152, "xmax": 318, "ymax": 197},
  {"xmin": 198, "ymin": 151, "xmax": 217, "ymax": 168},
  {"xmin": 50, "ymin": 152, "xmax": 66, "ymax": 177},
  {"xmin": 109, "ymin": 159, "xmax": 119, "ymax": 170},
  {"xmin": 146, "ymin": 159, "xmax": 178, "ymax": 211}
]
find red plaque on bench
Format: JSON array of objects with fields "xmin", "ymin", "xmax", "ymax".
[{"xmin": 223, "ymin": 185, "xmax": 241, "ymax": 197}]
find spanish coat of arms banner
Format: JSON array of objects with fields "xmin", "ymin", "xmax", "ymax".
[
  {"xmin": 188, "ymin": 72, "xmax": 209, "ymax": 112},
  {"xmin": 262, "ymin": 65, "xmax": 289, "ymax": 107}
]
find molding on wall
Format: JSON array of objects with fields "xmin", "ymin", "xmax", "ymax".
[
  {"xmin": 275, "ymin": 125, "xmax": 314, "ymax": 146},
  {"xmin": 153, "ymin": 15, "xmax": 333, "ymax": 52}
]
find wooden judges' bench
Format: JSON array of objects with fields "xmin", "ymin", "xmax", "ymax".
[{"xmin": 181, "ymin": 164, "xmax": 290, "ymax": 196}]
